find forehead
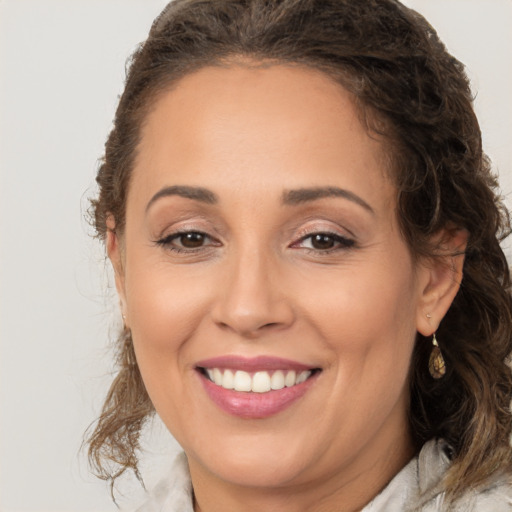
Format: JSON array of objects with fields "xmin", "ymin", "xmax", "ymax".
[{"xmin": 131, "ymin": 63, "xmax": 393, "ymax": 209}]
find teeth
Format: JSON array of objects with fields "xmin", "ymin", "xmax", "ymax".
[
  {"xmin": 270, "ymin": 370, "xmax": 285, "ymax": 390},
  {"xmin": 252, "ymin": 371, "xmax": 271, "ymax": 393},
  {"xmin": 296, "ymin": 371, "xmax": 310, "ymax": 384},
  {"xmin": 233, "ymin": 370, "xmax": 252, "ymax": 392},
  {"xmin": 222, "ymin": 369, "xmax": 235, "ymax": 390},
  {"xmin": 204, "ymin": 368, "xmax": 313, "ymax": 392},
  {"xmin": 213, "ymin": 368, "xmax": 223, "ymax": 386},
  {"xmin": 285, "ymin": 370, "xmax": 296, "ymax": 387}
]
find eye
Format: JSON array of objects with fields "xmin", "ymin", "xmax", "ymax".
[
  {"xmin": 155, "ymin": 231, "xmax": 219, "ymax": 252},
  {"xmin": 176, "ymin": 232, "xmax": 208, "ymax": 248},
  {"xmin": 294, "ymin": 232, "xmax": 355, "ymax": 252}
]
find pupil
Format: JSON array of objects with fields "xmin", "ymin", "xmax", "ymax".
[
  {"xmin": 312, "ymin": 234, "xmax": 334, "ymax": 250},
  {"xmin": 181, "ymin": 232, "xmax": 204, "ymax": 248}
]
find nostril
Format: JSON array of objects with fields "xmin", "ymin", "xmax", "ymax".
[{"xmin": 214, "ymin": 318, "xmax": 287, "ymax": 337}]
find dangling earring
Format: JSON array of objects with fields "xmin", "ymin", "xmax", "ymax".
[{"xmin": 428, "ymin": 333, "xmax": 446, "ymax": 379}]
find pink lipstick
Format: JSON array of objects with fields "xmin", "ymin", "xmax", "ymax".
[{"xmin": 196, "ymin": 356, "xmax": 320, "ymax": 419}]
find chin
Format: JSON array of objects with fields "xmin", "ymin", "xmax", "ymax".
[
  {"xmin": 198, "ymin": 445, "xmax": 312, "ymax": 488},
  {"xmin": 178, "ymin": 414, "xmax": 336, "ymax": 490}
]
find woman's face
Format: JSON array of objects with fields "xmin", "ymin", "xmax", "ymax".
[{"xmin": 112, "ymin": 64, "xmax": 440, "ymax": 497}]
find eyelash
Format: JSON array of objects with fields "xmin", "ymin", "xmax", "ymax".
[
  {"xmin": 155, "ymin": 230, "xmax": 355, "ymax": 255},
  {"xmin": 292, "ymin": 231, "xmax": 355, "ymax": 254},
  {"xmin": 155, "ymin": 231, "xmax": 218, "ymax": 253}
]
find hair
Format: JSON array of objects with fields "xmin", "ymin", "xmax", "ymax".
[{"xmin": 87, "ymin": 0, "xmax": 512, "ymax": 504}]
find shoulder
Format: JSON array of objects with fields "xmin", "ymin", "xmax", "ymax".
[
  {"xmin": 365, "ymin": 439, "xmax": 512, "ymax": 512},
  {"xmin": 414, "ymin": 439, "xmax": 512, "ymax": 512},
  {"xmin": 418, "ymin": 477, "xmax": 512, "ymax": 512},
  {"xmin": 439, "ymin": 474, "xmax": 512, "ymax": 512},
  {"xmin": 124, "ymin": 452, "xmax": 194, "ymax": 512}
]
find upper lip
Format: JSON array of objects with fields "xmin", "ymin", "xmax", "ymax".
[{"xmin": 195, "ymin": 355, "xmax": 318, "ymax": 372}]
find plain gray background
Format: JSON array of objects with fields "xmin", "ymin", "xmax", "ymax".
[{"xmin": 1, "ymin": 1, "xmax": 511, "ymax": 510}]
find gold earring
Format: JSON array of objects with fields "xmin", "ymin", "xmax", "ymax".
[{"xmin": 428, "ymin": 333, "xmax": 446, "ymax": 379}]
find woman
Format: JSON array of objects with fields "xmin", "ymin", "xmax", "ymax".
[{"xmin": 87, "ymin": 0, "xmax": 512, "ymax": 510}]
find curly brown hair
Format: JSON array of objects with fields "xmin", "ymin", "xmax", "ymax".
[{"xmin": 87, "ymin": 0, "xmax": 512, "ymax": 502}]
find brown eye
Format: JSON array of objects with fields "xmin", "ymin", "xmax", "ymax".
[
  {"xmin": 293, "ymin": 232, "xmax": 355, "ymax": 252},
  {"xmin": 155, "ymin": 230, "xmax": 218, "ymax": 252},
  {"xmin": 310, "ymin": 234, "xmax": 336, "ymax": 250},
  {"xmin": 179, "ymin": 232, "xmax": 206, "ymax": 248}
]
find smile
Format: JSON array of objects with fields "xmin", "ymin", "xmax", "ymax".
[
  {"xmin": 203, "ymin": 368, "xmax": 314, "ymax": 393},
  {"xmin": 195, "ymin": 357, "xmax": 321, "ymax": 419}
]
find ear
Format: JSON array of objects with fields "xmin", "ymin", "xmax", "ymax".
[
  {"xmin": 106, "ymin": 215, "xmax": 128, "ymax": 323},
  {"xmin": 416, "ymin": 227, "xmax": 468, "ymax": 336}
]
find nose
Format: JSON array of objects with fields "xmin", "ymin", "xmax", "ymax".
[{"xmin": 211, "ymin": 248, "xmax": 295, "ymax": 338}]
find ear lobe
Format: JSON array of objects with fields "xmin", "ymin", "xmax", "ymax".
[
  {"xmin": 106, "ymin": 215, "xmax": 128, "ymax": 319},
  {"xmin": 416, "ymin": 228, "xmax": 468, "ymax": 336}
]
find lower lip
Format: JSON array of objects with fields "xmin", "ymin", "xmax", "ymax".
[{"xmin": 198, "ymin": 371, "xmax": 319, "ymax": 419}]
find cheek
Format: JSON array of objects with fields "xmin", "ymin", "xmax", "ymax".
[
  {"xmin": 123, "ymin": 263, "xmax": 216, "ymax": 431},
  {"xmin": 298, "ymin": 263, "xmax": 418, "ymax": 439},
  {"xmin": 124, "ymin": 261, "xmax": 214, "ymax": 366},
  {"xmin": 296, "ymin": 257, "xmax": 419, "ymax": 378}
]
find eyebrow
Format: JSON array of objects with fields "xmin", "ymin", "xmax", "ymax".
[
  {"xmin": 282, "ymin": 187, "xmax": 375, "ymax": 214},
  {"xmin": 145, "ymin": 185, "xmax": 218, "ymax": 212},
  {"xmin": 145, "ymin": 184, "xmax": 374, "ymax": 215}
]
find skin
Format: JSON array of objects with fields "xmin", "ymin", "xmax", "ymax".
[{"xmin": 108, "ymin": 64, "xmax": 465, "ymax": 512}]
